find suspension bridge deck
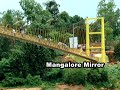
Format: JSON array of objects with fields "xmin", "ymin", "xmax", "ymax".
[{"xmin": 0, "ymin": 26, "xmax": 99, "ymax": 62}]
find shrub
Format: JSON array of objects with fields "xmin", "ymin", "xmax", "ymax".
[
  {"xmin": 114, "ymin": 42, "xmax": 120, "ymax": 61},
  {"xmin": 84, "ymin": 83, "xmax": 97, "ymax": 90},
  {"xmin": 25, "ymin": 74, "xmax": 42, "ymax": 86},
  {"xmin": 104, "ymin": 63, "xmax": 120, "ymax": 89},
  {"xmin": 63, "ymin": 68, "xmax": 88, "ymax": 85},
  {"xmin": 2, "ymin": 76, "xmax": 24, "ymax": 87},
  {"xmin": 45, "ymin": 68, "xmax": 63, "ymax": 82},
  {"xmin": 41, "ymin": 82, "xmax": 56, "ymax": 90},
  {"xmin": 87, "ymin": 68, "xmax": 108, "ymax": 86}
]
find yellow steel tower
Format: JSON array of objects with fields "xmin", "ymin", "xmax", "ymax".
[{"xmin": 86, "ymin": 17, "xmax": 106, "ymax": 63}]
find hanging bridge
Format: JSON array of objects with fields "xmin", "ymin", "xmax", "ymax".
[{"xmin": 0, "ymin": 17, "xmax": 110, "ymax": 63}]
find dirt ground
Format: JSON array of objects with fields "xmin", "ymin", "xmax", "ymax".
[
  {"xmin": 0, "ymin": 85, "xmax": 84, "ymax": 90},
  {"xmin": 0, "ymin": 88, "xmax": 42, "ymax": 90},
  {"xmin": 56, "ymin": 84, "xmax": 84, "ymax": 90},
  {"xmin": 0, "ymin": 84, "xmax": 120, "ymax": 90}
]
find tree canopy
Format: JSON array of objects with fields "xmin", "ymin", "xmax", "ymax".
[{"xmin": 0, "ymin": 0, "xmax": 120, "ymax": 88}]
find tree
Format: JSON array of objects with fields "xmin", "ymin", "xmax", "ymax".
[
  {"xmin": 2, "ymin": 10, "xmax": 14, "ymax": 28},
  {"xmin": 114, "ymin": 42, "xmax": 120, "ymax": 61},
  {"xmin": 71, "ymin": 15, "xmax": 85, "ymax": 44},
  {"xmin": 20, "ymin": 0, "xmax": 52, "ymax": 30},
  {"xmin": 44, "ymin": 0, "xmax": 60, "ymax": 25},
  {"xmin": 0, "ymin": 17, "xmax": 2, "ymax": 25},
  {"xmin": 55, "ymin": 11, "xmax": 71, "ymax": 27},
  {"xmin": 71, "ymin": 15, "xmax": 82, "ymax": 23},
  {"xmin": 1, "ymin": 10, "xmax": 25, "ymax": 30},
  {"xmin": 20, "ymin": 0, "xmax": 42, "ymax": 22},
  {"xmin": 104, "ymin": 22, "xmax": 113, "ymax": 49},
  {"xmin": 97, "ymin": 0, "xmax": 120, "ymax": 37},
  {"xmin": 59, "ymin": 11, "xmax": 70, "ymax": 23},
  {"xmin": 0, "ymin": 45, "xmax": 24, "ymax": 83},
  {"xmin": 12, "ymin": 10, "xmax": 25, "ymax": 29},
  {"xmin": 21, "ymin": 43, "xmax": 53, "ymax": 77},
  {"xmin": 0, "ymin": 43, "xmax": 54, "ymax": 80},
  {"xmin": 89, "ymin": 21, "xmax": 113, "ymax": 48},
  {"xmin": 0, "ymin": 37, "xmax": 12, "ymax": 61}
]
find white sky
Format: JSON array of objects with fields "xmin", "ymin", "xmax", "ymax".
[{"xmin": 0, "ymin": 0, "xmax": 120, "ymax": 18}]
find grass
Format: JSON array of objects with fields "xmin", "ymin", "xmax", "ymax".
[
  {"xmin": 0, "ymin": 82, "xmax": 56, "ymax": 90},
  {"xmin": 40, "ymin": 82, "xmax": 56, "ymax": 90},
  {"xmin": 84, "ymin": 83, "xmax": 98, "ymax": 90},
  {"xmin": 66, "ymin": 54, "xmax": 109, "ymax": 62},
  {"xmin": 66, "ymin": 54, "xmax": 89, "ymax": 62}
]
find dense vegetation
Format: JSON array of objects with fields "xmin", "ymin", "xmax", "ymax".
[{"xmin": 0, "ymin": 0, "xmax": 120, "ymax": 89}]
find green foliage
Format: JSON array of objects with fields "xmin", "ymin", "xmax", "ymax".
[
  {"xmin": 19, "ymin": 0, "xmax": 42, "ymax": 23},
  {"xmin": 114, "ymin": 42, "xmax": 120, "ymax": 61},
  {"xmin": 2, "ymin": 10, "xmax": 14, "ymax": 27},
  {"xmin": 68, "ymin": 55, "xmax": 88, "ymax": 62},
  {"xmin": 1, "ymin": 73, "xmax": 42, "ymax": 87},
  {"xmin": 97, "ymin": 0, "xmax": 120, "ymax": 37},
  {"xmin": 41, "ymin": 10, "xmax": 52, "ymax": 25},
  {"xmin": 45, "ymin": 68, "xmax": 63, "ymax": 82},
  {"xmin": 63, "ymin": 68, "xmax": 88, "ymax": 85},
  {"xmin": 1, "ymin": 9, "xmax": 25, "ymax": 31},
  {"xmin": 25, "ymin": 74, "xmax": 42, "ymax": 86},
  {"xmin": 87, "ymin": 68, "xmax": 108, "ymax": 86},
  {"xmin": 0, "ymin": 45, "xmax": 25, "ymax": 81},
  {"xmin": 59, "ymin": 11, "xmax": 70, "ymax": 23},
  {"xmin": 104, "ymin": 63, "xmax": 120, "ymax": 89},
  {"xmin": 53, "ymin": 50, "xmax": 64, "ymax": 56},
  {"xmin": 84, "ymin": 83, "xmax": 97, "ymax": 90},
  {"xmin": 49, "ymin": 30, "xmax": 72, "ymax": 44},
  {"xmin": 56, "ymin": 11, "xmax": 71, "ymax": 27},
  {"xmin": 71, "ymin": 15, "xmax": 82, "ymax": 23},
  {"xmin": 113, "ymin": 36, "xmax": 120, "ymax": 46},
  {"xmin": 19, "ymin": 0, "xmax": 52, "ymax": 32},
  {"xmin": 41, "ymin": 82, "xmax": 56, "ymax": 90},
  {"xmin": 49, "ymin": 49, "xmax": 64, "ymax": 59},
  {"xmin": 0, "ymin": 17, "xmax": 2, "ymax": 25},
  {"xmin": 11, "ymin": 10, "xmax": 25, "ymax": 30},
  {"xmin": 44, "ymin": 0, "xmax": 60, "ymax": 22},
  {"xmin": 0, "ymin": 37, "xmax": 12, "ymax": 60},
  {"xmin": 6, "ymin": 45, "xmax": 25, "ymax": 78},
  {"xmin": 0, "ymin": 43, "xmax": 55, "ymax": 86},
  {"xmin": 2, "ymin": 73, "xmax": 24, "ymax": 87},
  {"xmin": 107, "ymin": 36, "xmax": 120, "ymax": 51},
  {"xmin": 0, "ymin": 58, "xmax": 10, "ymax": 81},
  {"xmin": 104, "ymin": 22, "xmax": 113, "ymax": 47},
  {"xmin": 0, "ymin": 0, "xmax": 120, "ymax": 88},
  {"xmin": 21, "ymin": 43, "xmax": 53, "ymax": 77}
]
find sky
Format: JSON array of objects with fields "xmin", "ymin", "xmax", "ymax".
[{"xmin": 0, "ymin": 0, "xmax": 120, "ymax": 18}]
